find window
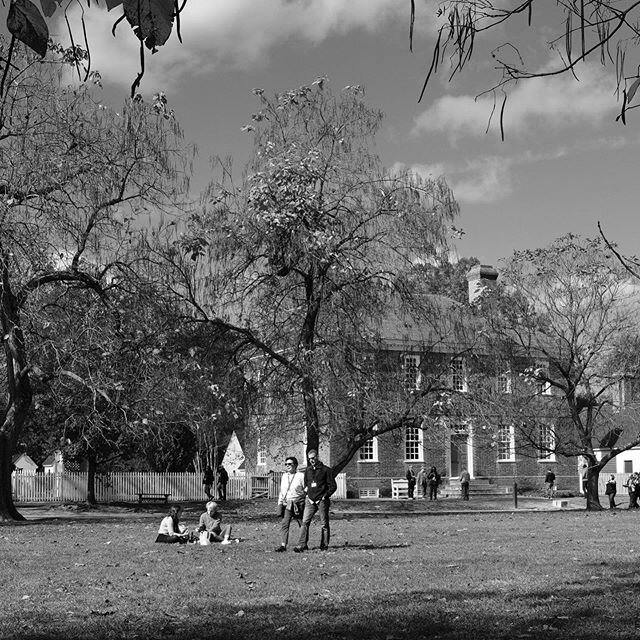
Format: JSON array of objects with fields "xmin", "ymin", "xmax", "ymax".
[
  {"xmin": 403, "ymin": 354, "xmax": 421, "ymax": 392},
  {"xmin": 404, "ymin": 426, "xmax": 424, "ymax": 461},
  {"xmin": 624, "ymin": 460, "xmax": 633, "ymax": 474},
  {"xmin": 359, "ymin": 436, "xmax": 379, "ymax": 462},
  {"xmin": 497, "ymin": 424, "xmax": 515, "ymax": 462},
  {"xmin": 497, "ymin": 368, "xmax": 512, "ymax": 394},
  {"xmin": 535, "ymin": 361, "xmax": 552, "ymax": 395},
  {"xmin": 538, "ymin": 424, "xmax": 556, "ymax": 462},
  {"xmin": 257, "ymin": 438, "xmax": 267, "ymax": 467},
  {"xmin": 451, "ymin": 357, "xmax": 467, "ymax": 392}
]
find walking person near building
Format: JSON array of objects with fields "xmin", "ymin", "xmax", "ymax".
[
  {"xmin": 605, "ymin": 474, "xmax": 617, "ymax": 510},
  {"xmin": 544, "ymin": 468, "xmax": 556, "ymax": 499},
  {"xmin": 459, "ymin": 468, "xmax": 470, "ymax": 501},
  {"xmin": 294, "ymin": 450, "xmax": 337, "ymax": 552},
  {"xmin": 416, "ymin": 466, "xmax": 427, "ymax": 499},
  {"xmin": 275, "ymin": 456, "xmax": 305, "ymax": 552},
  {"xmin": 406, "ymin": 466, "xmax": 417, "ymax": 500},
  {"xmin": 202, "ymin": 466, "xmax": 214, "ymax": 500},
  {"xmin": 624, "ymin": 472, "xmax": 640, "ymax": 509},
  {"xmin": 217, "ymin": 465, "xmax": 229, "ymax": 501},
  {"xmin": 427, "ymin": 466, "xmax": 441, "ymax": 500}
]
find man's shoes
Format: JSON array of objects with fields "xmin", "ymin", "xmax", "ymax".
[
  {"xmin": 275, "ymin": 546, "xmax": 286, "ymax": 552},
  {"xmin": 319, "ymin": 545, "xmax": 328, "ymax": 551},
  {"xmin": 221, "ymin": 539, "xmax": 232, "ymax": 545},
  {"xmin": 293, "ymin": 546, "xmax": 308, "ymax": 553}
]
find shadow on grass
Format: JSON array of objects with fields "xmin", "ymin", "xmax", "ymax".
[{"xmin": 3, "ymin": 579, "xmax": 636, "ymax": 640}]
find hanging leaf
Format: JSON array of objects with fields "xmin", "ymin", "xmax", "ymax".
[
  {"xmin": 626, "ymin": 77, "xmax": 640, "ymax": 105},
  {"xmin": 39, "ymin": 0, "xmax": 58, "ymax": 18},
  {"xmin": 7, "ymin": 0, "xmax": 49, "ymax": 58},
  {"xmin": 123, "ymin": 0, "xmax": 174, "ymax": 52}
]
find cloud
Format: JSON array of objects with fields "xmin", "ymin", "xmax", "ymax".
[
  {"xmin": 59, "ymin": 0, "xmax": 421, "ymax": 90},
  {"xmin": 413, "ymin": 62, "xmax": 616, "ymax": 138},
  {"xmin": 392, "ymin": 158, "xmax": 514, "ymax": 205}
]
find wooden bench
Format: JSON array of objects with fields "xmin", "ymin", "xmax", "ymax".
[
  {"xmin": 137, "ymin": 492, "xmax": 171, "ymax": 506},
  {"xmin": 391, "ymin": 479, "xmax": 409, "ymax": 500}
]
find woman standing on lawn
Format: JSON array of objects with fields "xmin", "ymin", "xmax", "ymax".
[
  {"xmin": 605, "ymin": 474, "xmax": 617, "ymax": 509},
  {"xmin": 155, "ymin": 505, "xmax": 190, "ymax": 544}
]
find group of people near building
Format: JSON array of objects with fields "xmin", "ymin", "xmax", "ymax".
[{"xmin": 406, "ymin": 466, "xmax": 471, "ymax": 500}]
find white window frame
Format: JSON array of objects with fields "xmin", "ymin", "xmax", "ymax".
[
  {"xmin": 256, "ymin": 438, "xmax": 267, "ymax": 467},
  {"xmin": 359, "ymin": 436, "xmax": 379, "ymax": 462},
  {"xmin": 403, "ymin": 354, "xmax": 421, "ymax": 392},
  {"xmin": 497, "ymin": 424, "xmax": 515, "ymax": 462},
  {"xmin": 451, "ymin": 356, "xmax": 468, "ymax": 392},
  {"xmin": 538, "ymin": 424, "xmax": 557, "ymax": 462},
  {"xmin": 404, "ymin": 426, "xmax": 424, "ymax": 462}
]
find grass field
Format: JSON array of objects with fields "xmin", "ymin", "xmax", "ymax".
[{"xmin": 2, "ymin": 498, "xmax": 638, "ymax": 639}]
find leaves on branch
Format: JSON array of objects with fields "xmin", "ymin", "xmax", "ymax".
[
  {"xmin": 123, "ymin": 0, "xmax": 175, "ymax": 52},
  {"xmin": 7, "ymin": 0, "xmax": 49, "ymax": 58}
]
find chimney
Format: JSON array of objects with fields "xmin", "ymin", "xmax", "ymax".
[{"xmin": 466, "ymin": 264, "xmax": 498, "ymax": 304}]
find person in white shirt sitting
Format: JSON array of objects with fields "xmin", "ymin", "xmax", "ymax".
[
  {"xmin": 155, "ymin": 505, "xmax": 190, "ymax": 544},
  {"xmin": 275, "ymin": 456, "xmax": 305, "ymax": 552}
]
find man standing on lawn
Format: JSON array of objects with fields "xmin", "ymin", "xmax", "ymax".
[{"xmin": 294, "ymin": 449, "xmax": 337, "ymax": 552}]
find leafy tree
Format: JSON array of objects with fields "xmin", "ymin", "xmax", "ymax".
[
  {"xmin": 411, "ymin": 1, "xmax": 640, "ymax": 128},
  {"xmin": 477, "ymin": 234, "xmax": 640, "ymax": 510},
  {"xmin": 0, "ymin": 43, "xmax": 191, "ymax": 520},
  {"xmin": 179, "ymin": 79, "xmax": 464, "ymax": 472},
  {"xmin": 4, "ymin": 0, "xmax": 186, "ymax": 95}
]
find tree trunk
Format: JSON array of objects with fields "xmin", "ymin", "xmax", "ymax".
[
  {"xmin": 301, "ymin": 375, "xmax": 319, "ymax": 454},
  {"xmin": 584, "ymin": 465, "xmax": 603, "ymax": 511},
  {"xmin": 0, "ymin": 432, "xmax": 25, "ymax": 521},
  {"xmin": 86, "ymin": 453, "xmax": 97, "ymax": 506}
]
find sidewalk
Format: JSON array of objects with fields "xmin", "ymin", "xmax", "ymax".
[{"xmin": 14, "ymin": 494, "xmax": 590, "ymax": 522}]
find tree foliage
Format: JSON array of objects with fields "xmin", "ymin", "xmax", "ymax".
[
  {"xmin": 182, "ymin": 79, "xmax": 463, "ymax": 471},
  {"xmin": 412, "ymin": 1, "xmax": 640, "ymax": 129},
  {"xmin": 4, "ymin": 0, "xmax": 187, "ymax": 95},
  {"xmin": 0, "ymin": 43, "xmax": 192, "ymax": 520},
  {"xmin": 480, "ymin": 234, "xmax": 640, "ymax": 509}
]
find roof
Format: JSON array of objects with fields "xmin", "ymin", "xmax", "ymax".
[{"xmin": 371, "ymin": 294, "xmax": 483, "ymax": 353}]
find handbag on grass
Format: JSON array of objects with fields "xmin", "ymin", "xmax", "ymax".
[{"xmin": 199, "ymin": 531, "xmax": 210, "ymax": 546}]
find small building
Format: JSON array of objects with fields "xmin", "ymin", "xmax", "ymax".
[
  {"xmin": 42, "ymin": 450, "xmax": 64, "ymax": 474},
  {"xmin": 11, "ymin": 453, "xmax": 38, "ymax": 473}
]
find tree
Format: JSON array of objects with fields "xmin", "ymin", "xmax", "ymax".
[
  {"xmin": 411, "ymin": 1, "xmax": 640, "ymax": 128},
  {"xmin": 479, "ymin": 234, "xmax": 640, "ymax": 510},
  {"xmin": 0, "ymin": 44, "xmax": 191, "ymax": 520},
  {"xmin": 4, "ymin": 0, "xmax": 186, "ymax": 96},
  {"xmin": 178, "ymin": 79, "xmax": 464, "ymax": 472}
]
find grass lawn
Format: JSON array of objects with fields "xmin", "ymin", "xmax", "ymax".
[{"xmin": 2, "ymin": 498, "xmax": 638, "ymax": 639}]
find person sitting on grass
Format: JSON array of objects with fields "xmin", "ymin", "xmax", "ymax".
[
  {"xmin": 155, "ymin": 505, "xmax": 190, "ymax": 544},
  {"xmin": 197, "ymin": 501, "xmax": 234, "ymax": 544}
]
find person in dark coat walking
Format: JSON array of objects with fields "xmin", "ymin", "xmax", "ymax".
[
  {"xmin": 427, "ymin": 466, "xmax": 441, "ymax": 500},
  {"xmin": 294, "ymin": 450, "xmax": 337, "ymax": 552},
  {"xmin": 217, "ymin": 465, "xmax": 229, "ymax": 501},
  {"xmin": 605, "ymin": 474, "xmax": 617, "ymax": 509}
]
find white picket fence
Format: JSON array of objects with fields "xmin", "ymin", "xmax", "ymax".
[{"xmin": 11, "ymin": 471, "xmax": 347, "ymax": 504}]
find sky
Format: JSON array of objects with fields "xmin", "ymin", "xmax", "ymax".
[{"xmin": 56, "ymin": 0, "xmax": 640, "ymax": 268}]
